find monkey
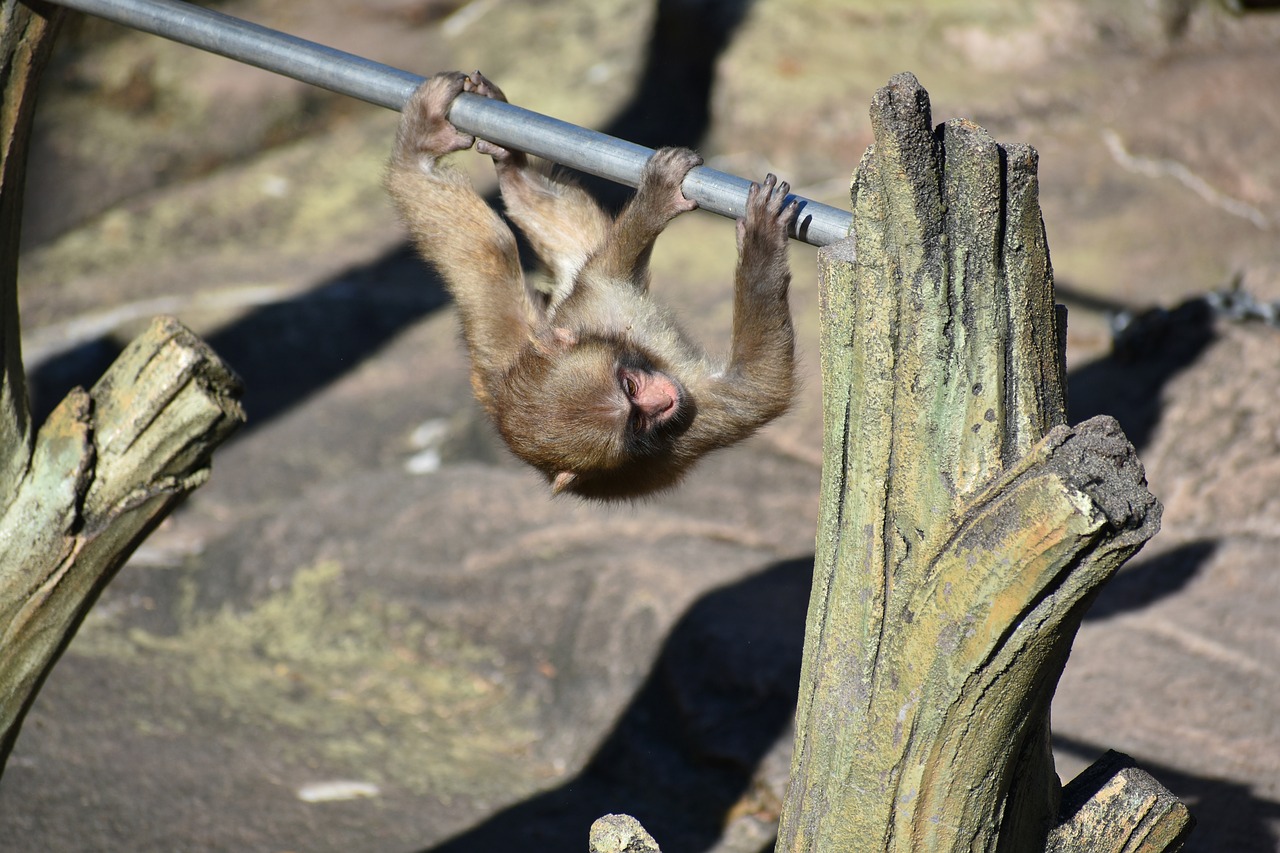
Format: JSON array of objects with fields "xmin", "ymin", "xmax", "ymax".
[{"xmin": 386, "ymin": 71, "xmax": 798, "ymax": 500}]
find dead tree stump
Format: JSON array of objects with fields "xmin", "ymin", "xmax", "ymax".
[
  {"xmin": 773, "ymin": 73, "xmax": 1189, "ymax": 852},
  {"xmin": 0, "ymin": 0, "xmax": 245, "ymax": 773}
]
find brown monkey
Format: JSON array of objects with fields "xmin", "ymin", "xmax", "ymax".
[{"xmin": 386, "ymin": 71, "xmax": 798, "ymax": 500}]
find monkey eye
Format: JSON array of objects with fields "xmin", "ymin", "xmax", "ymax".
[{"xmin": 620, "ymin": 372, "xmax": 639, "ymax": 398}]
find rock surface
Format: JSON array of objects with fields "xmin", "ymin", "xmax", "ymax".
[{"xmin": 3, "ymin": 0, "xmax": 1279, "ymax": 850}]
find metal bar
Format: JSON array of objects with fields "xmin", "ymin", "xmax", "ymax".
[{"xmin": 43, "ymin": 0, "xmax": 854, "ymax": 247}]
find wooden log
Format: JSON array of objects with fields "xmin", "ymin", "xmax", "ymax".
[
  {"xmin": 775, "ymin": 73, "xmax": 1182, "ymax": 852},
  {"xmin": 0, "ymin": 316, "xmax": 244, "ymax": 769},
  {"xmin": 0, "ymin": 0, "xmax": 62, "ymax": 490}
]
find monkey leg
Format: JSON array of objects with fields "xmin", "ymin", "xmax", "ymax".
[
  {"xmin": 461, "ymin": 71, "xmax": 612, "ymax": 303},
  {"xmin": 495, "ymin": 162, "xmax": 613, "ymax": 303}
]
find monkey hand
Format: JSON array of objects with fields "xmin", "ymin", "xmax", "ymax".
[
  {"xmin": 394, "ymin": 72, "xmax": 475, "ymax": 163},
  {"xmin": 636, "ymin": 147, "xmax": 702, "ymax": 221},
  {"xmin": 737, "ymin": 174, "xmax": 799, "ymax": 266},
  {"xmin": 464, "ymin": 71, "xmax": 520, "ymax": 163}
]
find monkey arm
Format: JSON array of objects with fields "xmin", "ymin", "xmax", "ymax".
[
  {"xmin": 578, "ymin": 147, "xmax": 702, "ymax": 293},
  {"xmin": 714, "ymin": 258, "xmax": 796, "ymax": 429},
  {"xmin": 731, "ymin": 176, "xmax": 797, "ymax": 386},
  {"xmin": 385, "ymin": 159, "xmax": 535, "ymax": 396},
  {"xmin": 386, "ymin": 73, "xmax": 538, "ymax": 396},
  {"xmin": 667, "ymin": 244, "xmax": 795, "ymax": 459},
  {"xmin": 687, "ymin": 174, "xmax": 798, "ymax": 450},
  {"xmin": 728, "ymin": 272, "xmax": 795, "ymax": 389}
]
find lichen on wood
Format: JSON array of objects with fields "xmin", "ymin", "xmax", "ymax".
[{"xmin": 1047, "ymin": 751, "xmax": 1195, "ymax": 853}]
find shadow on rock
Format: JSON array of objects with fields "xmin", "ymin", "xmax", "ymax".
[
  {"xmin": 576, "ymin": 0, "xmax": 756, "ymax": 213},
  {"xmin": 1054, "ymin": 733, "xmax": 1280, "ymax": 853},
  {"xmin": 1067, "ymin": 294, "xmax": 1217, "ymax": 452},
  {"xmin": 28, "ymin": 244, "xmax": 450, "ymax": 433},
  {"xmin": 1083, "ymin": 539, "xmax": 1216, "ymax": 622},
  {"xmin": 422, "ymin": 556, "xmax": 812, "ymax": 853}
]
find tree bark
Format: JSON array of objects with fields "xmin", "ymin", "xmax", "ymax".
[
  {"xmin": 774, "ymin": 73, "xmax": 1186, "ymax": 852},
  {"xmin": 0, "ymin": 0, "xmax": 60, "ymax": 490},
  {"xmin": 1047, "ymin": 751, "xmax": 1194, "ymax": 853},
  {"xmin": 0, "ymin": 0, "xmax": 245, "ymax": 774}
]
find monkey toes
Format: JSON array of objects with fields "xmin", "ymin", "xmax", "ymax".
[{"xmin": 464, "ymin": 70, "xmax": 507, "ymax": 103}]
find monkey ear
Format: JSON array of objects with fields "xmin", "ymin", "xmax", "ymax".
[
  {"xmin": 551, "ymin": 471, "xmax": 578, "ymax": 494},
  {"xmin": 535, "ymin": 327, "xmax": 578, "ymax": 356}
]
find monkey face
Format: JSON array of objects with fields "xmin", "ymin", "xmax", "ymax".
[
  {"xmin": 615, "ymin": 350, "xmax": 688, "ymax": 443},
  {"xmin": 492, "ymin": 338, "xmax": 694, "ymax": 497}
]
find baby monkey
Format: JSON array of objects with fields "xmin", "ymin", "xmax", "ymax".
[{"xmin": 387, "ymin": 71, "xmax": 798, "ymax": 500}]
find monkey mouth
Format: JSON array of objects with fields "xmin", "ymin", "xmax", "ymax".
[{"xmin": 630, "ymin": 391, "xmax": 694, "ymax": 455}]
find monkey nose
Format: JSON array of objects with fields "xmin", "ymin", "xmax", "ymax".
[{"xmin": 642, "ymin": 393, "xmax": 677, "ymax": 420}]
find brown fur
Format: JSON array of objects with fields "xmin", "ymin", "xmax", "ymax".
[{"xmin": 386, "ymin": 71, "xmax": 797, "ymax": 500}]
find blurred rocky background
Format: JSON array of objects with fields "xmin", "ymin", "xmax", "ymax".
[{"xmin": 2, "ymin": 0, "xmax": 1279, "ymax": 850}]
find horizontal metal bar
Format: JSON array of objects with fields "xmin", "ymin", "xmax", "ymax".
[{"xmin": 43, "ymin": 0, "xmax": 854, "ymax": 247}]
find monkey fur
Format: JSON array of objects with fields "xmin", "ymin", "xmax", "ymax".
[{"xmin": 386, "ymin": 71, "xmax": 798, "ymax": 500}]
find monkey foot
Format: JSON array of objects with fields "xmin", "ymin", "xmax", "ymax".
[{"xmin": 464, "ymin": 71, "xmax": 517, "ymax": 162}]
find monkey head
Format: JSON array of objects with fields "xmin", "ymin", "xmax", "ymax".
[{"xmin": 492, "ymin": 335, "xmax": 697, "ymax": 499}]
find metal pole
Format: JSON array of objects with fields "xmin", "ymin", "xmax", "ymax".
[{"xmin": 43, "ymin": 0, "xmax": 854, "ymax": 247}]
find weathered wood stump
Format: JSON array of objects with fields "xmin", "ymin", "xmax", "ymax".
[
  {"xmin": 0, "ymin": 0, "xmax": 245, "ymax": 773},
  {"xmin": 773, "ymin": 72, "xmax": 1187, "ymax": 852}
]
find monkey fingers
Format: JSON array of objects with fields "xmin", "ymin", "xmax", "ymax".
[
  {"xmin": 638, "ymin": 147, "xmax": 702, "ymax": 219},
  {"xmin": 738, "ymin": 174, "xmax": 799, "ymax": 255},
  {"xmin": 753, "ymin": 174, "xmax": 793, "ymax": 220},
  {"xmin": 464, "ymin": 71, "xmax": 522, "ymax": 164},
  {"xmin": 765, "ymin": 181, "xmax": 801, "ymax": 233}
]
